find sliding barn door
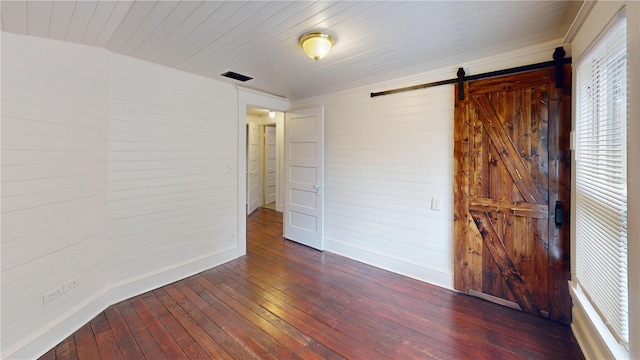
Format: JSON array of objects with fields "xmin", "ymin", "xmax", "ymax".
[{"xmin": 454, "ymin": 66, "xmax": 571, "ymax": 323}]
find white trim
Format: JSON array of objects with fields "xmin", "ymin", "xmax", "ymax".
[
  {"xmin": 563, "ymin": 1, "xmax": 597, "ymax": 44},
  {"xmin": 4, "ymin": 291, "xmax": 110, "ymax": 360},
  {"xmin": 236, "ymin": 87, "xmax": 290, "ymax": 260},
  {"xmin": 570, "ymin": 282, "xmax": 630, "ymax": 360},
  {"xmin": 4, "ymin": 247, "xmax": 242, "ymax": 360},
  {"xmin": 569, "ymin": 3, "xmax": 639, "ymax": 358},
  {"xmin": 325, "ymin": 236, "xmax": 453, "ymax": 290},
  {"xmin": 237, "ymin": 87, "xmax": 289, "ymax": 109},
  {"xmin": 625, "ymin": 2, "xmax": 640, "ymax": 358},
  {"xmin": 0, "ymin": 27, "xmax": 4, "ymax": 350},
  {"xmin": 569, "ymin": 1, "xmax": 625, "ymax": 62}
]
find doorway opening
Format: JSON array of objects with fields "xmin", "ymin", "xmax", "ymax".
[{"xmin": 246, "ymin": 107, "xmax": 284, "ymax": 215}]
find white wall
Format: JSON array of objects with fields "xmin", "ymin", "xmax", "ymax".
[
  {"xmin": 1, "ymin": 33, "xmax": 109, "ymax": 357},
  {"xmin": 568, "ymin": 1, "xmax": 639, "ymax": 359},
  {"xmin": 1, "ymin": 33, "xmax": 241, "ymax": 359},
  {"xmin": 108, "ymin": 53, "xmax": 238, "ymax": 287},
  {"xmin": 291, "ymin": 40, "xmax": 565, "ymax": 289},
  {"xmin": 294, "ymin": 86, "xmax": 455, "ymax": 287}
]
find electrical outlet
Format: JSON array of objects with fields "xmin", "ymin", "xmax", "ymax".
[
  {"xmin": 43, "ymin": 290, "xmax": 55, "ymax": 304},
  {"xmin": 63, "ymin": 278, "xmax": 78, "ymax": 293},
  {"xmin": 43, "ymin": 286, "xmax": 63, "ymax": 304},
  {"xmin": 230, "ymin": 232, "xmax": 237, "ymax": 242}
]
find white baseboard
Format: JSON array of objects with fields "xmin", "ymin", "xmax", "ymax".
[
  {"xmin": 325, "ymin": 236, "xmax": 454, "ymax": 290},
  {"xmin": 3, "ymin": 289, "xmax": 111, "ymax": 360},
  {"xmin": 569, "ymin": 282, "xmax": 629, "ymax": 360},
  {"xmin": 5, "ymin": 246, "xmax": 243, "ymax": 360}
]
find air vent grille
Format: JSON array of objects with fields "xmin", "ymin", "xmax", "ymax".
[{"xmin": 221, "ymin": 71, "xmax": 253, "ymax": 82}]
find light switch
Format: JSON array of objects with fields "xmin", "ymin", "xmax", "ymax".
[{"xmin": 431, "ymin": 197, "xmax": 441, "ymax": 211}]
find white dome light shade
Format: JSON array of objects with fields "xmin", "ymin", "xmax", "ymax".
[{"xmin": 299, "ymin": 32, "xmax": 335, "ymax": 61}]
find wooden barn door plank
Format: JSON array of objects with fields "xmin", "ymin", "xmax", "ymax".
[{"xmin": 454, "ymin": 66, "xmax": 571, "ymax": 323}]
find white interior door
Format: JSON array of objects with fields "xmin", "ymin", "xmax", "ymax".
[
  {"xmin": 264, "ymin": 125, "xmax": 277, "ymax": 205},
  {"xmin": 284, "ymin": 107, "xmax": 324, "ymax": 250},
  {"xmin": 247, "ymin": 122, "xmax": 260, "ymax": 214}
]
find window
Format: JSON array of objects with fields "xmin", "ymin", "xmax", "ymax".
[{"xmin": 575, "ymin": 9, "xmax": 628, "ymax": 345}]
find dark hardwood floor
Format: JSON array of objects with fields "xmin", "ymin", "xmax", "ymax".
[{"xmin": 39, "ymin": 208, "xmax": 584, "ymax": 359}]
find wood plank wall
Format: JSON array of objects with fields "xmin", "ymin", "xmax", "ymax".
[
  {"xmin": 293, "ymin": 85, "xmax": 455, "ymax": 288},
  {"xmin": 1, "ymin": 33, "xmax": 240, "ymax": 358},
  {"xmin": 2, "ymin": 33, "xmax": 110, "ymax": 351},
  {"xmin": 107, "ymin": 54, "xmax": 238, "ymax": 284}
]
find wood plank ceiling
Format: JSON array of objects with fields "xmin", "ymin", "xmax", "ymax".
[{"xmin": 0, "ymin": 1, "xmax": 581, "ymax": 100}]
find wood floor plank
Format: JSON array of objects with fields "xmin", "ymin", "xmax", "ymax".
[
  {"xmin": 103, "ymin": 305, "xmax": 146, "ymax": 360},
  {"xmin": 162, "ymin": 283, "xmax": 260, "ymax": 360},
  {"xmin": 128, "ymin": 296, "xmax": 190, "ymax": 360},
  {"xmin": 176, "ymin": 279, "xmax": 298, "ymax": 359},
  {"xmin": 209, "ymin": 262, "xmax": 350, "ymax": 359},
  {"xmin": 216, "ymin": 262, "xmax": 396, "ymax": 359},
  {"xmin": 320, "ymin": 256, "xmax": 572, "ymax": 357},
  {"xmin": 37, "ymin": 208, "xmax": 584, "ymax": 360},
  {"xmin": 193, "ymin": 273, "xmax": 339, "ymax": 360},
  {"xmin": 55, "ymin": 335, "xmax": 78, "ymax": 360},
  {"xmin": 245, "ymin": 244, "xmax": 518, "ymax": 359},
  {"xmin": 73, "ymin": 323, "xmax": 101, "ymax": 360},
  {"xmin": 186, "ymin": 277, "xmax": 309, "ymax": 358},
  {"xmin": 150, "ymin": 288, "xmax": 233, "ymax": 360},
  {"xmin": 139, "ymin": 292, "xmax": 213, "ymax": 360},
  {"xmin": 232, "ymin": 253, "xmax": 477, "ymax": 359},
  {"xmin": 90, "ymin": 313, "xmax": 124, "ymax": 360},
  {"xmin": 116, "ymin": 300, "xmax": 168, "ymax": 360},
  {"xmin": 208, "ymin": 270, "xmax": 344, "ymax": 359},
  {"xmin": 213, "ymin": 267, "xmax": 446, "ymax": 360}
]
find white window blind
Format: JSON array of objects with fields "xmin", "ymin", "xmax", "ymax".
[{"xmin": 575, "ymin": 9, "xmax": 628, "ymax": 345}]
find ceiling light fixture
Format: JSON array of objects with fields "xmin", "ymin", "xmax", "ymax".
[
  {"xmin": 268, "ymin": 110, "xmax": 276, "ymax": 119},
  {"xmin": 299, "ymin": 31, "xmax": 335, "ymax": 61}
]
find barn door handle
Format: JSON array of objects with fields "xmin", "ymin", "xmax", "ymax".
[{"xmin": 554, "ymin": 201, "xmax": 564, "ymax": 229}]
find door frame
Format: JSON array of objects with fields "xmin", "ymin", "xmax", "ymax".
[
  {"xmin": 246, "ymin": 121, "xmax": 261, "ymax": 215},
  {"xmin": 238, "ymin": 88, "xmax": 289, "ymax": 256}
]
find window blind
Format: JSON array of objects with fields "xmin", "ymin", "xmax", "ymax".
[{"xmin": 575, "ymin": 9, "xmax": 628, "ymax": 345}]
